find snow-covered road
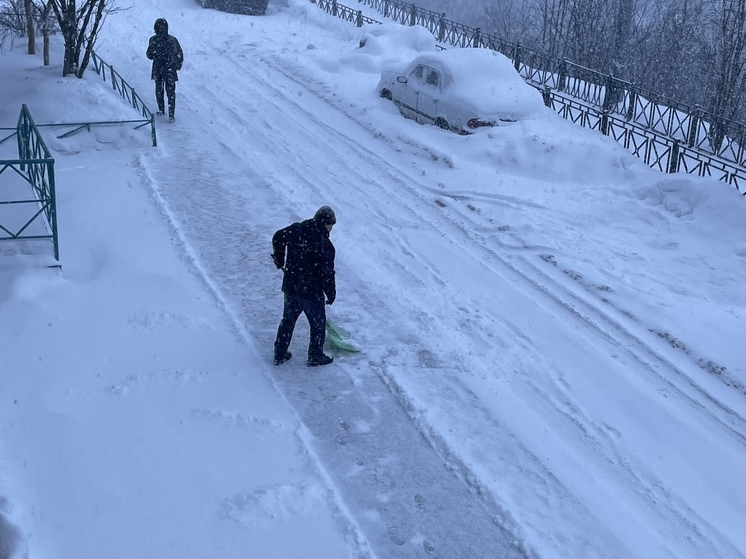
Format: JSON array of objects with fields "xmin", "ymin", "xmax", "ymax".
[
  {"xmin": 105, "ymin": 0, "xmax": 746, "ymax": 556},
  {"xmin": 4, "ymin": 0, "xmax": 742, "ymax": 556}
]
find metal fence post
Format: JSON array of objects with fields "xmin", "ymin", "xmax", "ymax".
[
  {"xmin": 603, "ymin": 73, "xmax": 616, "ymax": 112},
  {"xmin": 332, "ymin": 0, "xmax": 338, "ymax": 17},
  {"xmin": 151, "ymin": 114, "xmax": 158, "ymax": 147},
  {"xmin": 409, "ymin": 4, "xmax": 416, "ymax": 26},
  {"xmin": 558, "ymin": 58, "xmax": 567, "ymax": 92},
  {"xmin": 513, "ymin": 41, "xmax": 522, "ymax": 73},
  {"xmin": 542, "ymin": 86, "xmax": 552, "ymax": 108},
  {"xmin": 18, "ymin": 108, "xmax": 30, "ymax": 171},
  {"xmin": 601, "ymin": 110, "xmax": 609, "ymax": 136},
  {"xmin": 709, "ymin": 116, "xmax": 725, "ymax": 153},
  {"xmin": 473, "ymin": 27, "xmax": 481, "ymax": 48},
  {"xmin": 625, "ymin": 84, "xmax": 637, "ymax": 121},
  {"xmin": 687, "ymin": 105, "xmax": 701, "ymax": 148},
  {"xmin": 356, "ymin": 9, "xmax": 363, "ymax": 25},
  {"xmin": 669, "ymin": 140, "xmax": 680, "ymax": 173},
  {"xmin": 383, "ymin": 0, "xmax": 388, "ymax": 18},
  {"xmin": 48, "ymin": 163, "xmax": 59, "ymax": 261},
  {"xmin": 438, "ymin": 12, "xmax": 445, "ymax": 42}
]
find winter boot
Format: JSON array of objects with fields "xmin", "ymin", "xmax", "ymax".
[
  {"xmin": 273, "ymin": 351, "xmax": 292, "ymax": 366},
  {"xmin": 307, "ymin": 354, "xmax": 333, "ymax": 367}
]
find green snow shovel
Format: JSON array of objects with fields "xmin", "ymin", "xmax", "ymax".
[{"xmin": 325, "ymin": 318, "xmax": 360, "ymax": 353}]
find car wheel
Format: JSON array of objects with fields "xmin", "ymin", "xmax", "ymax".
[
  {"xmin": 435, "ymin": 118, "xmax": 450, "ymax": 131},
  {"xmin": 380, "ymin": 89, "xmax": 393, "ymax": 100}
]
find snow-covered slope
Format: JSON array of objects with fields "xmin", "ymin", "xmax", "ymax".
[{"xmin": 1, "ymin": 0, "xmax": 745, "ymax": 557}]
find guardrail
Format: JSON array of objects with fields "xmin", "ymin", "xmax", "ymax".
[
  {"xmin": 547, "ymin": 92, "xmax": 744, "ymax": 189},
  {"xmin": 316, "ymin": 0, "xmax": 746, "ymax": 194},
  {"xmin": 0, "ymin": 105, "xmax": 59, "ymax": 261},
  {"xmin": 88, "ymin": 50, "xmax": 157, "ymax": 147},
  {"xmin": 317, "ymin": 0, "xmax": 379, "ymax": 26}
]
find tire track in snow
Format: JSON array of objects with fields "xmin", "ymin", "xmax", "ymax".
[
  {"xmin": 256, "ymin": 48, "xmax": 746, "ymax": 444},
  {"xmin": 139, "ymin": 45, "xmax": 535, "ymax": 559},
  {"xmin": 232, "ymin": 48, "xmax": 746, "ymax": 557},
  {"xmin": 137, "ymin": 28, "xmax": 744, "ymax": 559}
]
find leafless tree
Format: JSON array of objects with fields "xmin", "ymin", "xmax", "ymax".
[
  {"xmin": 633, "ymin": 0, "xmax": 706, "ymax": 102},
  {"xmin": 610, "ymin": 0, "xmax": 634, "ymax": 79},
  {"xmin": 24, "ymin": 0, "xmax": 33, "ymax": 52},
  {"xmin": 36, "ymin": 0, "xmax": 54, "ymax": 64},
  {"xmin": 0, "ymin": 0, "xmax": 27, "ymax": 38},
  {"xmin": 706, "ymin": 0, "xmax": 746, "ymax": 120},
  {"xmin": 50, "ymin": 0, "xmax": 117, "ymax": 77},
  {"xmin": 535, "ymin": 0, "xmax": 573, "ymax": 59}
]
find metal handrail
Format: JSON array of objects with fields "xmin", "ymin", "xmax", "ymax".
[
  {"xmin": 313, "ymin": 0, "xmax": 746, "ymax": 194},
  {"xmin": 0, "ymin": 105, "xmax": 59, "ymax": 261},
  {"xmin": 88, "ymin": 50, "xmax": 157, "ymax": 147},
  {"xmin": 356, "ymin": 0, "xmax": 744, "ymax": 162}
]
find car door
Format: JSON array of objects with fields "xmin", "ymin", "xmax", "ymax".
[
  {"xmin": 416, "ymin": 66, "xmax": 442, "ymax": 125},
  {"xmin": 397, "ymin": 64, "xmax": 425, "ymax": 121}
]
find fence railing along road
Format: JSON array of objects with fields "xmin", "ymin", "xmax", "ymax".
[{"xmin": 316, "ymin": 0, "xmax": 746, "ymax": 194}]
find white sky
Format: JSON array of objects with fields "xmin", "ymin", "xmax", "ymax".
[{"xmin": 1, "ymin": 0, "xmax": 745, "ymax": 558}]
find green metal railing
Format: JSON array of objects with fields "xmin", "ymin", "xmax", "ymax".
[
  {"xmin": 87, "ymin": 50, "xmax": 157, "ymax": 147},
  {"xmin": 0, "ymin": 105, "xmax": 59, "ymax": 261}
]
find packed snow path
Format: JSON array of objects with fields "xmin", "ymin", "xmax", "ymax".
[{"xmin": 138, "ymin": 49, "xmax": 529, "ymax": 559}]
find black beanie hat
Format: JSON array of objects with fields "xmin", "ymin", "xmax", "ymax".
[{"xmin": 314, "ymin": 206, "xmax": 336, "ymax": 225}]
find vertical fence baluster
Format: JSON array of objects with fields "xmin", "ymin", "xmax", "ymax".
[
  {"xmin": 626, "ymin": 85, "xmax": 636, "ymax": 121},
  {"xmin": 542, "ymin": 86, "xmax": 552, "ymax": 108},
  {"xmin": 669, "ymin": 140, "xmax": 680, "ymax": 173},
  {"xmin": 558, "ymin": 58, "xmax": 567, "ymax": 92},
  {"xmin": 687, "ymin": 105, "xmax": 700, "ymax": 148},
  {"xmin": 513, "ymin": 42, "xmax": 522, "ymax": 73}
]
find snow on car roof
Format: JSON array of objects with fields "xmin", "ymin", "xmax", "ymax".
[{"xmin": 408, "ymin": 48, "xmax": 546, "ymax": 118}]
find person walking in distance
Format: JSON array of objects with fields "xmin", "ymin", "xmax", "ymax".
[
  {"xmin": 272, "ymin": 206, "xmax": 337, "ymax": 367},
  {"xmin": 146, "ymin": 18, "xmax": 183, "ymax": 123}
]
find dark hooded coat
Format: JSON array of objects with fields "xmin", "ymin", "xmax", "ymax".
[
  {"xmin": 272, "ymin": 217, "xmax": 336, "ymax": 302},
  {"xmin": 146, "ymin": 19, "xmax": 184, "ymax": 81}
]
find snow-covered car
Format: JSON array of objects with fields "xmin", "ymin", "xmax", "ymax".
[
  {"xmin": 198, "ymin": 0, "xmax": 268, "ymax": 16},
  {"xmin": 376, "ymin": 48, "xmax": 545, "ymax": 134}
]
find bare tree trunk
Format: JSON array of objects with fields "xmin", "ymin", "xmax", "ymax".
[
  {"xmin": 705, "ymin": 0, "xmax": 746, "ymax": 148},
  {"xmin": 710, "ymin": 0, "xmax": 746, "ymax": 119},
  {"xmin": 74, "ymin": 0, "xmax": 106, "ymax": 77},
  {"xmin": 51, "ymin": 0, "xmax": 112, "ymax": 77},
  {"xmin": 25, "ymin": 0, "xmax": 35, "ymax": 54},
  {"xmin": 611, "ymin": 0, "xmax": 633, "ymax": 79},
  {"xmin": 51, "ymin": 0, "xmax": 77, "ymax": 76},
  {"xmin": 41, "ymin": 0, "xmax": 52, "ymax": 65}
]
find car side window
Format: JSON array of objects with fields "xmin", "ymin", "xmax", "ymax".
[
  {"xmin": 425, "ymin": 69, "xmax": 440, "ymax": 87},
  {"xmin": 410, "ymin": 65, "xmax": 425, "ymax": 82}
]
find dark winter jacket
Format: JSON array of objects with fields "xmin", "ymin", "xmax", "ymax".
[
  {"xmin": 272, "ymin": 218, "xmax": 336, "ymax": 302},
  {"xmin": 146, "ymin": 19, "xmax": 184, "ymax": 81}
]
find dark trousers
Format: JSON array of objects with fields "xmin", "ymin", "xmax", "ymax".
[
  {"xmin": 274, "ymin": 293, "xmax": 326, "ymax": 360},
  {"xmin": 155, "ymin": 77, "xmax": 176, "ymax": 117}
]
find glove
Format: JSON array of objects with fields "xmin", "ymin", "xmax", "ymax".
[
  {"xmin": 326, "ymin": 293, "xmax": 335, "ymax": 305},
  {"xmin": 271, "ymin": 253, "xmax": 283, "ymax": 269}
]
